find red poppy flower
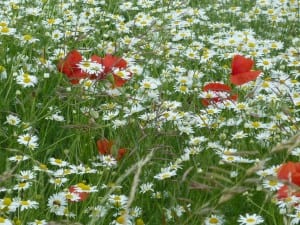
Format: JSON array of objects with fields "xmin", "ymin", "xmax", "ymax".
[
  {"xmin": 91, "ymin": 54, "xmax": 130, "ymax": 87},
  {"xmin": 277, "ymin": 161, "xmax": 300, "ymax": 186},
  {"xmin": 97, "ymin": 139, "xmax": 114, "ymax": 155},
  {"xmin": 96, "ymin": 139, "xmax": 127, "ymax": 161},
  {"xmin": 57, "ymin": 50, "xmax": 88, "ymax": 84},
  {"xmin": 230, "ymin": 55, "xmax": 261, "ymax": 85},
  {"xmin": 58, "ymin": 51, "xmax": 131, "ymax": 86},
  {"xmin": 68, "ymin": 185, "xmax": 89, "ymax": 202},
  {"xmin": 116, "ymin": 148, "xmax": 127, "ymax": 161},
  {"xmin": 201, "ymin": 82, "xmax": 238, "ymax": 106}
]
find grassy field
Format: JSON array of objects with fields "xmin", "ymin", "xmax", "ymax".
[{"xmin": 0, "ymin": 0, "xmax": 299, "ymax": 224}]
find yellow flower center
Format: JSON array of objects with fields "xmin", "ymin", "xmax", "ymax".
[
  {"xmin": 248, "ymin": 42, "xmax": 256, "ymax": 48},
  {"xmin": 226, "ymin": 156, "xmax": 235, "ymax": 161},
  {"xmin": 23, "ymin": 74, "xmax": 31, "ymax": 83},
  {"xmin": 209, "ymin": 217, "xmax": 219, "ymax": 224},
  {"xmin": 82, "ymin": 61, "xmax": 91, "ymax": 68},
  {"xmin": 23, "ymin": 34, "xmax": 32, "ymax": 41},
  {"xmin": 114, "ymin": 195, "xmax": 121, "ymax": 201},
  {"xmin": 115, "ymin": 71, "xmax": 125, "ymax": 78},
  {"xmin": 3, "ymin": 198, "xmax": 12, "ymax": 206},
  {"xmin": 116, "ymin": 215, "xmax": 126, "ymax": 224},
  {"xmin": 77, "ymin": 183, "xmax": 90, "ymax": 191},
  {"xmin": 262, "ymin": 60, "xmax": 270, "ymax": 65},
  {"xmin": 39, "ymin": 164, "xmax": 48, "ymax": 170},
  {"xmin": 55, "ymin": 159, "xmax": 62, "ymax": 164},
  {"xmin": 246, "ymin": 218, "xmax": 255, "ymax": 223},
  {"xmin": 143, "ymin": 82, "xmax": 151, "ymax": 89},
  {"xmin": 16, "ymin": 155, "xmax": 23, "ymax": 160},
  {"xmin": 251, "ymin": 121, "xmax": 261, "ymax": 128},
  {"xmin": 21, "ymin": 200, "xmax": 29, "ymax": 206},
  {"xmin": 268, "ymin": 180, "xmax": 278, "ymax": 186},
  {"xmin": 162, "ymin": 173, "xmax": 171, "ymax": 179},
  {"xmin": 1, "ymin": 27, "xmax": 9, "ymax": 33},
  {"xmin": 19, "ymin": 182, "xmax": 26, "ymax": 188},
  {"xmin": 65, "ymin": 193, "xmax": 73, "ymax": 200},
  {"xmin": 23, "ymin": 135, "xmax": 31, "ymax": 142},
  {"xmin": 0, "ymin": 22, "xmax": 8, "ymax": 27},
  {"xmin": 47, "ymin": 18, "xmax": 56, "ymax": 24},
  {"xmin": 22, "ymin": 175, "xmax": 29, "ymax": 180},
  {"xmin": 179, "ymin": 85, "xmax": 187, "ymax": 92},
  {"xmin": 54, "ymin": 178, "xmax": 62, "ymax": 184}
]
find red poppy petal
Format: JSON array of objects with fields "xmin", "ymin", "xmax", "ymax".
[
  {"xmin": 295, "ymin": 163, "xmax": 300, "ymax": 172},
  {"xmin": 230, "ymin": 94, "xmax": 238, "ymax": 101},
  {"xmin": 66, "ymin": 70, "xmax": 88, "ymax": 84},
  {"xmin": 57, "ymin": 60, "xmax": 73, "ymax": 77},
  {"xmin": 231, "ymin": 55, "xmax": 254, "ymax": 75},
  {"xmin": 292, "ymin": 174, "xmax": 300, "ymax": 186},
  {"xmin": 66, "ymin": 50, "xmax": 83, "ymax": 65},
  {"xmin": 117, "ymin": 148, "xmax": 127, "ymax": 161},
  {"xmin": 201, "ymin": 99, "xmax": 210, "ymax": 106},
  {"xmin": 278, "ymin": 162, "xmax": 299, "ymax": 180},
  {"xmin": 277, "ymin": 185, "xmax": 289, "ymax": 199},
  {"xmin": 72, "ymin": 69, "xmax": 88, "ymax": 79},
  {"xmin": 203, "ymin": 83, "xmax": 231, "ymax": 92},
  {"xmin": 102, "ymin": 55, "xmax": 127, "ymax": 73},
  {"xmin": 115, "ymin": 58, "xmax": 127, "ymax": 69},
  {"xmin": 201, "ymin": 97, "xmax": 222, "ymax": 106},
  {"xmin": 113, "ymin": 74, "xmax": 127, "ymax": 87},
  {"xmin": 102, "ymin": 54, "xmax": 116, "ymax": 73},
  {"xmin": 97, "ymin": 139, "xmax": 113, "ymax": 155},
  {"xmin": 57, "ymin": 50, "xmax": 84, "ymax": 84},
  {"xmin": 58, "ymin": 50, "xmax": 83, "ymax": 73},
  {"xmin": 69, "ymin": 186, "xmax": 89, "ymax": 202},
  {"xmin": 69, "ymin": 79, "xmax": 80, "ymax": 84},
  {"xmin": 90, "ymin": 55, "xmax": 102, "ymax": 64},
  {"xmin": 230, "ymin": 71, "xmax": 261, "ymax": 85}
]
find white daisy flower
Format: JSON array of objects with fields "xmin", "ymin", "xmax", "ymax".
[
  {"xmin": 238, "ymin": 213, "xmax": 264, "ymax": 225},
  {"xmin": 8, "ymin": 155, "xmax": 29, "ymax": 162},
  {"xmin": 15, "ymin": 70, "xmax": 38, "ymax": 88},
  {"xmin": 47, "ymin": 192, "xmax": 68, "ymax": 216},
  {"xmin": 108, "ymin": 194, "xmax": 128, "ymax": 208},
  {"xmin": 0, "ymin": 217, "xmax": 13, "ymax": 225},
  {"xmin": 139, "ymin": 182, "xmax": 154, "ymax": 194},
  {"xmin": 154, "ymin": 168, "xmax": 177, "ymax": 180},
  {"xmin": 77, "ymin": 60, "xmax": 104, "ymax": 76},
  {"xmin": 49, "ymin": 158, "xmax": 69, "ymax": 167},
  {"xmin": 99, "ymin": 155, "xmax": 117, "ymax": 167},
  {"xmin": 6, "ymin": 114, "xmax": 21, "ymax": 126},
  {"xmin": 17, "ymin": 170, "xmax": 36, "ymax": 181},
  {"xmin": 17, "ymin": 133, "xmax": 39, "ymax": 149}
]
